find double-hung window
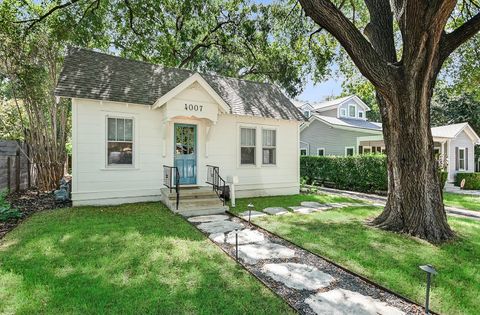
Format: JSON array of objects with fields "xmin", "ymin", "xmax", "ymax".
[
  {"xmin": 349, "ymin": 105, "xmax": 356, "ymax": 117},
  {"xmin": 459, "ymin": 148, "xmax": 466, "ymax": 170},
  {"xmin": 240, "ymin": 127, "xmax": 256, "ymax": 165},
  {"xmin": 262, "ymin": 129, "xmax": 276, "ymax": 165},
  {"xmin": 107, "ymin": 117, "xmax": 134, "ymax": 166}
]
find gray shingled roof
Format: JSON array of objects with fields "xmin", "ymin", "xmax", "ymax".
[
  {"xmin": 313, "ymin": 114, "xmax": 383, "ymax": 132},
  {"xmin": 55, "ymin": 48, "xmax": 305, "ymax": 121}
]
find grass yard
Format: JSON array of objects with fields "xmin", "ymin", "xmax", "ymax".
[
  {"xmin": 443, "ymin": 192, "xmax": 480, "ymax": 211},
  {"xmin": 233, "ymin": 194, "xmax": 480, "ymax": 315},
  {"xmin": 0, "ymin": 203, "xmax": 293, "ymax": 315}
]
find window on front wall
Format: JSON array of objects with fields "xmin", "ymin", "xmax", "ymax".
[
  {"xmin": 317, "ymin": 148, "xmax": 325, "ymax": 156},
  {"xmin": 303, "ymin": 110, "xmax": 311, "ymax": 118},
  {"xmin": 345, "ymin": 147, "xmax": 354, "ymax": 156},
  {"xmin": 240, "ymin": 127, "xmax": 256, "ymax": 165},
  {"xmin": 262, "ymin": 129, "xmax": 276, "ymax": 165},
  {"xmin": 340, "ymin": 108, "xmax": 346, "ymax": 117},
  {"xmin": 349, "ymin": 105, "xmax": 356, "ymax": 117},
  {"xmin": 300, "ymin": 149, "xmax": 307, "ymax": 156},
  {"xmin": 459, "ymin": 148, "xmax": 466, "ymax": 170},
  {"xmin": 358, "ymin": 111, "xmax": 364, "ymax": 118},
  {"xmin": 107, "ymin": 117, "xmax": 133, "ymax": 165}
]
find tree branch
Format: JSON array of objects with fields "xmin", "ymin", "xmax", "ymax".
[
  {"xmin": 298, "ymin": 0, "xmax": 395, "ymax": 92},
  {"xmin": 441, "ymin": 12, "xmax": 480, "ymax": 60},
  {"xmin": 15, "ymin": 0, "xmax": 82, "ymax": 32},
  {"xmin": 363, "ymin": 0, "xmax": 396, "ymax": 62},
  {"xmin": 124, "ymin": 0, "xmax": 142, "ymax": 36}
]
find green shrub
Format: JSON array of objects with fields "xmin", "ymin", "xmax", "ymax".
[
  {"xmin": 300, "ymin": 155, "xmax": 388, "ymax": 193},
  {"xmin": 455, "ymin": 173, "xmax": 480, "ymax": 190},
  {"xmin": 0, "ymin": 190, "xmax": 21, "ymax": 222},
  {"xmin": 301, "ymin": 155, "xmax": 449, "ymax": 193},
  {"xmin": 439, "ymin": 171, "xmax": 448, "ymax": 190}
]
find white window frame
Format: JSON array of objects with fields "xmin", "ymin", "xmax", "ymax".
[
  {"xmin": 340, "ymin": 108, "xmax": 347, "ymax": 117},
  {"xmin": 300, "ymin": 148, "xmax": 308, "ymax": 156},
  {"xmin": 317, "ymin": 148, "xmax": 325, "ymax": 156},
  {"xmin": 105, "ymin": 116, "xmax": 135, "ymax": 168},
  {"xmin": 345, "ymin": 146, "xmax": 355, "ymax": 156},
  {"xmin": 458, "ymin": 147, "xmax": 466, "ymax": 171},
  {"xmin": 348, "ymin": 104, "xmax": 356, "ymax": 118},
  {"xmin": 239, "ymin": 126, "xmax": 257, "ymax": 166},
  {"xmin": 358, "ymin": 111, "xmax": 364, "ymax": 119},
  {"xmin": 262, "ymin": 128, "xmax": 277, "ymax": 166}
]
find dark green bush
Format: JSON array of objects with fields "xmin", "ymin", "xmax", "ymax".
[
  {"xmin": 455, "ymin": 173, "xmax": 480, "ymax": 190},
  {"xmin": 300, "ymin": 155, "xmax": 388, "ymax": 193},
  {"xmin": 439, "ymin": 171, "xmax": 448, "ymax": 190},
  {"xmin": 0, "ymin": 190, "xmax": 21, "ymax": 222},
  {"xmin": 301, "ymin": 156, "xmax": 449, "ymax": 193}
]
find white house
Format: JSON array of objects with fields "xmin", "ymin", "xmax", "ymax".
[
  {"xmin": 55, "ymin": 48, "xmax": 304, "ymax": 214},
  {"xmin": 298, "ymin": 95, "xmax": 480, "ymax": 181}
]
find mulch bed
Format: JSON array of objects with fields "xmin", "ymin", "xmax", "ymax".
[{"xmin": 0, "ymin": 189, "xmax": 71, "ymax": 239}]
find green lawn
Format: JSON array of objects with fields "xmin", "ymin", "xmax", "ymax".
[
  {"xmin": 233, "ymin": 194, "xmax": 480, "ymax": 315},
  {"xmin": 443, "ymin": 192, "xmax": 480, "ymax": 211},
  {"xmin": 0, "ymin": 203, "xmax": 293, "ymax": 315}
]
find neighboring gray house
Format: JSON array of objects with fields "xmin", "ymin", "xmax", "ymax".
[{"xmin": 298, "ymin": 95, "xmax": 480, "ymax": 181}]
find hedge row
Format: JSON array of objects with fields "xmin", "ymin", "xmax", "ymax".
[
  {"xmin": 455, "ymin": 173, "xmax": 480, "ymax": 190},
  {"xmin": 300, "ymin": 155, "xmax": 388, "ymax": 193},
  {"xmin": 300, "ymin": 156, "xmax": 450, "ymax": 193}
]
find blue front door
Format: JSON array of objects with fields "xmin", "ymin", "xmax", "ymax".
[{"xmin": 174, "ymin": 124, "xmax": 197, "ymax": 185}]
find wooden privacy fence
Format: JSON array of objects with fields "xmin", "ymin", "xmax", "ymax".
[{"xmin": 0, "ymin": 140, "xmax": 35, "ymax": 192}]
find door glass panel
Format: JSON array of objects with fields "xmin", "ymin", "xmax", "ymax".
[{"xmin": 174, "ymin": 124, "xmax": 196, "ymax": 184}]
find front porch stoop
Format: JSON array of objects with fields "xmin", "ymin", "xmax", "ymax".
[{"xmin": 160, "ymin": 186, "xmax": 228, "ymax": 216}]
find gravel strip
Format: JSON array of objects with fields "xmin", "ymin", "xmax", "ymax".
[{"xmin": 188, "ymin": 213, "xmax": 424, "ymax": 315}]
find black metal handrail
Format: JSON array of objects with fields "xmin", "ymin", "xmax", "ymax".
[
  {"xmin": 163, "ymin": 165, "xmax": 180, "ymax": 210},
  {"xmin": 206, "ymin": 165, "xmax": 226, "ymax": 206}
]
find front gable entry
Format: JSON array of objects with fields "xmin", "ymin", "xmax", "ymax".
[{"xmin": 153, "ymin": 73, "xmax": 230, "ymax": 123}]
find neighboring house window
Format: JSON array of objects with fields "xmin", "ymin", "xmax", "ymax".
[
  {"xmin": 262, "ymin": 129, "xmax": 276, "ymax": 165},
  {"xmin": 363, "ymin": 147, "xmax": 371, "ymax": 154},
  {"xmin": 107, "ymin": 117, "xmax": 133, "ymax": 165},
  {"xmin": 358, "ymin": 111, "xmax": 364, "ymax": 118},
  {"xmin": 300, "ymin": 149, "xmax": 307, "ymax": 156},
  {"xmin": 303, "ymin": 110, "xmax": 311, "ymax": 118},
  {"xmin": 434, "ymin": 147, "xmax": 440, "ymax": 158},
  {"xmin": 340, "ymin": 108, "xmax": 347, "ymax": 117},
  {"xmin": 240, "ymin": 127, "xmax": 256, "ymax": 165},
  {"xmin": 458, "ymin": 148, "xmax": 466, "ymax": 170},
  {"xmin": 345, "ymin": 147, "xmax": 355, "ymax": 156},
  {"xmin": 317, "ymin": 148, "xmax": 325, "ymax": 156},
  {"xmin": 348, "ymin": 105, "xmax": 356, "ymax": 117}
]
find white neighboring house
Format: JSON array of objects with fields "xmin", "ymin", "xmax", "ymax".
[
  {"xmin": 298, "ymin": 95, "xmax": 480, "ymax": 181},
  {"xmin": 55, "ymin": 48, "xmax": 305, "ymax": 210}
]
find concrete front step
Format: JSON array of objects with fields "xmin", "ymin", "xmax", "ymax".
[{"xmin": 160, "ymin": 186, "xmax": 228, "ymax": 216}]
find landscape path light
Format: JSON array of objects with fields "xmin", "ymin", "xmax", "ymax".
[
  {"xmin": 419, "ymin": 264, "xmax": 437, "ymax": 314},
  {"xmin": 247, "ymin": 203, "xmax": 254, "ymax": 224}
]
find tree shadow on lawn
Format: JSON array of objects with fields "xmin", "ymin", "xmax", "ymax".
[
  {"xmin": 253, "ymin": 207, "xmax": 480, "ymax": 315},
  {"xmin": 0, "ymin": 203, "xmax": 291, "ymax": 315}
]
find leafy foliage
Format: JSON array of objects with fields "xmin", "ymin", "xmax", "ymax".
[
  {"xmin": 455, "ymin": 173, "xmax": 480, "ymax": 190},
  {"xmin": 0, "ymin": 190, "xmax": 21, "ymax": 222},
  {"xmin": 300, "ymin": 155, "xmax": 388, "ymax": 193}
]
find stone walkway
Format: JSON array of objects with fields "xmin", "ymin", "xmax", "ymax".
[
  {"xmin": 314, "ymin": 186, "xmax": 480, "ymax": 221},
  {"xmin": 187, "ymin": 204, "xmax": 423, "ymax": 315},
  {"xmin": 444, "ymin": 182, "xmax": 480, "ymax": 196}
]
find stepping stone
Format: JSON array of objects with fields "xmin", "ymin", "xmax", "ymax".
[
  {"xmin": 263, "ymin": 207, "xmax": 289, "ymax": 215},
  {"xmin": 329, "ymin": 203, "xmax": 350, "ymax": 208},
  {"xmin": 238, "ymin": 243, "xmax": 296, "ymax": 264},
  {"xmin": 262, "ymin": 263, "xmax": 335, "ymax": 290},
  {"xmin": 238, "ymin": 210, "xmax": 267, "ymax": 219},
  {"xmin": 197, "ymin": 220, "xmax": 244, "ymax": 234},
  {"xmin": 300, "ymin": 201, "xmax": 325, "ymax": 208},
  {"xmin": 289, "ymin": 206, "xmax": 317, "ymax": 214},
  {"xmin": 209, "ymin": 232, "xmax": 225, "ymax": 243},
  {"xmin": 225, "ymin": 229, "xmax": 266, "ymax": 245},
  {"xmin": 188, "ymin": 214, "xmax": 230, "ymax": 223},
  {"xmin": 305, "ymin": 289, "xmax": 405, "ymax": 315}
]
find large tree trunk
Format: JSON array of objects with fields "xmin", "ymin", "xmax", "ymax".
[{"xmin": 373, "ymin": 83, "xmax": 454, "ymax": 243}]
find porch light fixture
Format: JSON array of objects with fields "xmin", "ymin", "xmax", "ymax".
[
  {"xmin": 247, "ymin": 203, "xmax": 254, "ymax": 224},
  {"xmin": 419, "ymin": 264, "xmax": 437, "ymax": 314}
]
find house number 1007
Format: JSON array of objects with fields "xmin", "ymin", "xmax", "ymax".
[{"xmin": 184, "ymin": 104, "xmax": 203, "ymax": 111}]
